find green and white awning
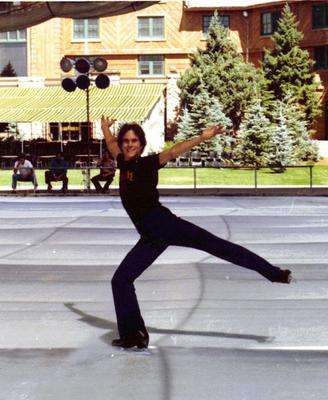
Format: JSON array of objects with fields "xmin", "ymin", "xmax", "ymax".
[{"xmin": 0, "ymin": 83, "xmax": 164, "ymax": 123}]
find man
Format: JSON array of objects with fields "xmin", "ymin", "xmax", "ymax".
[
  {"xmin": 91, "ymin": 150, "xmax": 116, "ymax": 193},
  {"xmin": 12, "ymin": 154, "xmax": 38, "ymax": 193},
  {"xmin": 101, "ymin": 116, "xmax": 292, "ymax": 350},
  {"xmin": 45, "ymin": 152, "xmax": 68, "ymax": 193}
]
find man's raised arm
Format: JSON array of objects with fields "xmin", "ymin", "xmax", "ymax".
[
  {"xmin": 159, "ymin": 125, "xmax": 225, "ymax": 166},
  {"xmin": 101, "ymin": 116, "xmax": 121, "ymax": 159}
]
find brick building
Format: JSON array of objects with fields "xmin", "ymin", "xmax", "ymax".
[{"xmin": 0, "ymin": 0, "xmax": 327, "ymax": 140}]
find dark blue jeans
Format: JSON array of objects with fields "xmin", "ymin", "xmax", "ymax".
[{"xmin": 111, "ymin": 206, "xmax": 282, "ymax": 338}]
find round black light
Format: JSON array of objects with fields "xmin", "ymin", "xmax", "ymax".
[
  {"xmin": 95, "ymin": 74, "xmax": 110, "ymax": 89},
  {"xmin": 76, "ymin": 74, "xmax": 91, "ymax": 90},
  {"xmin": 60, "ymin": 57, "xmax": 73, "ymax": 73},
  {"xmin": 61, "ymin": 77, "xmax": 76, "ymax": 92},
  {"xmin": 75, "ymin": 58, "xmax": 90, "ymax": 74},
  {"xmin": 93, "ymin": 57, "xmax": 108, "ymax": 72}
]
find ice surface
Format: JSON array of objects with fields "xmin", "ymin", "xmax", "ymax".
[{"xmin": 0, "ymin": 196, "xmax": 327, "ymax": 400}]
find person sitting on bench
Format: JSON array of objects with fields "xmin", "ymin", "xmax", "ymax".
[
  {"xmin": 45, "ymin": 152, "xmax": 68, "ymax": 193},
  {"xmin": 91, "ymin": 150, "xmax": 116, "ymax": 193},
  {"xmin": 12, "ymin": 153, "xmax": 38, "ymax": 193}
]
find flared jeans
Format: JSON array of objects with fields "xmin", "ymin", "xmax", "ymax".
[{"xmin": 111, "ymin": 206, "xmax": 282, "ymax": 338}]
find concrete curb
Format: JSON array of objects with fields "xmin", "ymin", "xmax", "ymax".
[{"xmin": 0, "ymin": 187, "xmax": 328, "ymax": 197}]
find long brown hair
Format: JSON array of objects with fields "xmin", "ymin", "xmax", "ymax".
[{"xmin": 117, "ymin": 123, "xmax": 147, "ymax": 152}]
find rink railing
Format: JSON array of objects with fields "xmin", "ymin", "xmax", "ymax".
[
  {"xmin": 163, "ymin": 164, "xmax": 316, "ymax": 190},
  {"xmin": 0, "ymin": 164, "xmax": 317, "ymax": 190}
]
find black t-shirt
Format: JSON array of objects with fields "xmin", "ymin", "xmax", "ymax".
[{"xmin": 117, "ymin": 153, "xmax": 165, "ymax": 224}]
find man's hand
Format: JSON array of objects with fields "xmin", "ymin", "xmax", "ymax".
[
  {"xmin": 101, "ymin": 115, "xmax": 116, "ymax": 132},
  {"xmin": 100, "ymin": 115, "xmax": 121, "ymax": 160},
  {"xmin": 200, "ymin": 126, "xmax": 225, "ymax": 141}
]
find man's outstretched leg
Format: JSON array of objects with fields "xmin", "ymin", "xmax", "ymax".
[
  {"xmin": 111, "ymin": 237, "xmax": 167, "ymax": 348},
  {"xmin": 170, "ymin": 216, "xmax": 291, "ymax": 283}
]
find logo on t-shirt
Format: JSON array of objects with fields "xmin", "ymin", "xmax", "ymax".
[{"xmin": 126, "ymin": 171, "xmax": 134, "ymax": 182}]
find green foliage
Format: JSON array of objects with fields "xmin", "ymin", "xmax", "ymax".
[
  {"xmin": 176, "ymin": 88, "xmax": 233, "ymax": 156},
  {"xmin": 0, "ymin": 61, "xmax": 17, "ymax": 77},
  {"xmin": 262, "ymin": 4, "xmax": 321, "ymax": 124},
  {"xmin": 272, "ymin": 93, "xmax": 319, "ymax": 163},
  {"xmin": 236, "ymin": 99, "xmax": 274, "ymax": 166},
  {"xmin": 267, "ymin": 105, "xmax": 294, "ymax": 171},
  {"xmin": 178, "ymin": 12, "xmax": 263, "ymax": 132}
]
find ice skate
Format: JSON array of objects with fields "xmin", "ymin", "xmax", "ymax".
[{"xmin": 112, "ymin": 330, "xmax": 149, "ymax": 349}]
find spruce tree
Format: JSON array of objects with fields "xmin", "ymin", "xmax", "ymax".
[
  {"xmin": 0, "ymin": 61, "xmax": 17, "ymax": 77},
  {"xmin": 272, "ymin": 93, "xmax": 319, "ymax": 162},
  {"xmin": 267, "ymin": 105, "xmax": 294, "ymax": 171},
  {"xmin": 236, "ymin": 99, "xmax": 274, "ymax": 166},
  {"xmin": 176, "ymin": 88, "xmax": 232, "ymax": 155},
  {"xmin": 0, "ymin": 61, "xmax": 17, "ymax": 135},
  {"xmin": 175, "ymin": 107, "xmax": 194, "ymax": 143},
  {"xmin": 262, "ymin": 4, "xmax": 321, "ymax": 124},
  {"xmin": 178, "ymin": 12, "xmax": 262, "ymax": 132}
]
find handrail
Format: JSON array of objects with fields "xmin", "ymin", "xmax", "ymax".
[{"xmin": 0, "ymin": 164, "xmax": 317, "ymax": 189}]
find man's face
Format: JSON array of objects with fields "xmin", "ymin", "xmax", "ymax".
[
  {"xmin": 18, "ymin": 158, "xmax": 25, "ymax": 163},
  {"xmin": 121, "ymin": 130, "xmax": 143, "ymax": 160}
]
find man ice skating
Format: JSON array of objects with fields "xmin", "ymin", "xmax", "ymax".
[{"xmin": 101, "ymin": 116, "xmax": 292, "ymax": 350}]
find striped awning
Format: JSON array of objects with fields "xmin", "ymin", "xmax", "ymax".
[{"xmin": 0, "ymin": 83, "xmax": 164, "ymax": 123}]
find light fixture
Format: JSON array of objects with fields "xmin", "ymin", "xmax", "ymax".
[
  {"xmin": 60, "ymin": 56, "xmax": 110, "ymax": 92},
  {"xmin": 93, "ymin": 57, "xmax": 108, "ymax": 72},
  {"xmin": 95, "ymin": 74, "xmax": 110, "ymax": 89},
  {"xmin": 75, "ymin": 58, "xmax": 90, "ymax": 74},
  {"xmin": 61, "ymin": 77, "xmax": 76, "ymax": 92},
  {"xmin": 60, "ymin": 57, "xmax": 73, "ymax": 73},
  {"xmin": 76, "ymin": 74, "xmax": 91, "ymax": 90}
]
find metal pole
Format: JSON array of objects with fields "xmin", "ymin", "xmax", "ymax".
[
  {"xmin": 310, "ymin": 165, "xmax": 313, "ymax": 189},
  {"xmin": 193, "ymin": 167, "xmax": 197, "ymax": 190},
  {"xmin": 86, "ymin": 87, "xmax": 91, "ymax": 191},
  {"xmin": 254, "ymin": 166, "xmax": 258, "ymax": 189}
]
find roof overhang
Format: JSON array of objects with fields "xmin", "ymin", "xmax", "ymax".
[
  {"xmin": 184, "ymin": 0, "xmax": 309, "ymax": 11},
  {"xmin": 0, "ymin": 83, "xmax": 164, "ymax": 123},
  {"xmin": 0, "ymin": 1, "xmax": 159, "ymax": 32}
]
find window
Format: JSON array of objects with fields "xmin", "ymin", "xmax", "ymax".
[
  {"xmin": 0, "ymin": 29, "xmax": 26, "ymax": 42},
  {"xmin": 261, "ymin": 11, "xmax": 281, "ymax": 35},
  {"xmin": 0, "ymin": 29, "xmax": 27, "ymax": 75},
  {"xmin": 138, "ymin": 55, "xmax": 164, "ymax": 76},
  {"xmin": 73, "ymin": 19, "xmax": 99, "ymax": 40},
  {"xmin": 314, "ymin": 46, "xmax": 328, "ymax": 70},
  {"xmin": 313, "ymin": 4, "xmax": 328, "ymax": 29},
  {"xmin": 202, "ymin": 15, "xmax": 230, "ymax": 35},
  {"xmin": 137, "ymin": 17, "xmax": 164, "ymax": 39}
]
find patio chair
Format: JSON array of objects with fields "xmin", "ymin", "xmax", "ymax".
[
  {"xmin": 177, "ymin": 152, "xmax": 190, "ymax": 167},
  {"xmin": 191, "ymin": 151, "xmax": 202, "ymax": 167}
]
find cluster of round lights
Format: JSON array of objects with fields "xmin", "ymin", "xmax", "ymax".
[{"xmin": 60, "ymin": 57, "xmax": 110, "ymax": 92}]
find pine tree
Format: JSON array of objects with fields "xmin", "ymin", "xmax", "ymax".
[
  {"xmin": 0, "ymin": 61, "xmax": 17, "ymax": 77},
  {"xmin": 267, "ymin": 105, "xmax": 294, "ymax": 171},
  {"xmin": 175, "ymin": 107, "xmax": 194, "ymax": 143},
  {"xmin": 272, "ymin": 93, "xmax": 319, "ymax": 162},
  {"xmin": 176, "ymin": 88, "xmax": 233, "ymax": 155},
  {"xmin": 262, "ymin": 4, "xmax": 321, "ymax": 124},
  {"xmin": 0, "ymin": 61, "xmax": 17, "ymax": 135},
  {"xmin": 236, "ymin": 99, "xmax": 274, "ymax": 166},
  {"xmin": 178, "ymin": 12, "xmax": 262, "ymax": 132}
]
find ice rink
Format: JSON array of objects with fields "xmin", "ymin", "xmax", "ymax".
[{"xmin": 0, "ymin": 195, "xmax": 327, "ymax": 400}]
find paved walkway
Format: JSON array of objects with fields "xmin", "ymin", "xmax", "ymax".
[{"xmin": 0, "ymin": 196, "xmax": 327, "ymax": 400}]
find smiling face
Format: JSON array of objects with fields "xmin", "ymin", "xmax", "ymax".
[{"xmin": 121, "ymin": 129, "xmax": 143, "ymax": 160}]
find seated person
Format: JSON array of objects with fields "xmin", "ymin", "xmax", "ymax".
[
  {"xmin": 45, "ymin": 152, "xmax": 68, "ymax": 192},
  {"xmin": 12, "ymin": 153, "xmax": 38, "ymax": 193},
  {"xmin": 91, "ymin": 150, "xmax": 116, "ymax": 193}
]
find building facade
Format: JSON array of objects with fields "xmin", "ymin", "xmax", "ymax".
[{"xmin": 0, "ymin": 0, "xmax": 328, "ymax": 139}]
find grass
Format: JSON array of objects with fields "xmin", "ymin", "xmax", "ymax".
[{"xmin": 0, "ymin": 165, "xmax": 327, "ymax": 187}]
